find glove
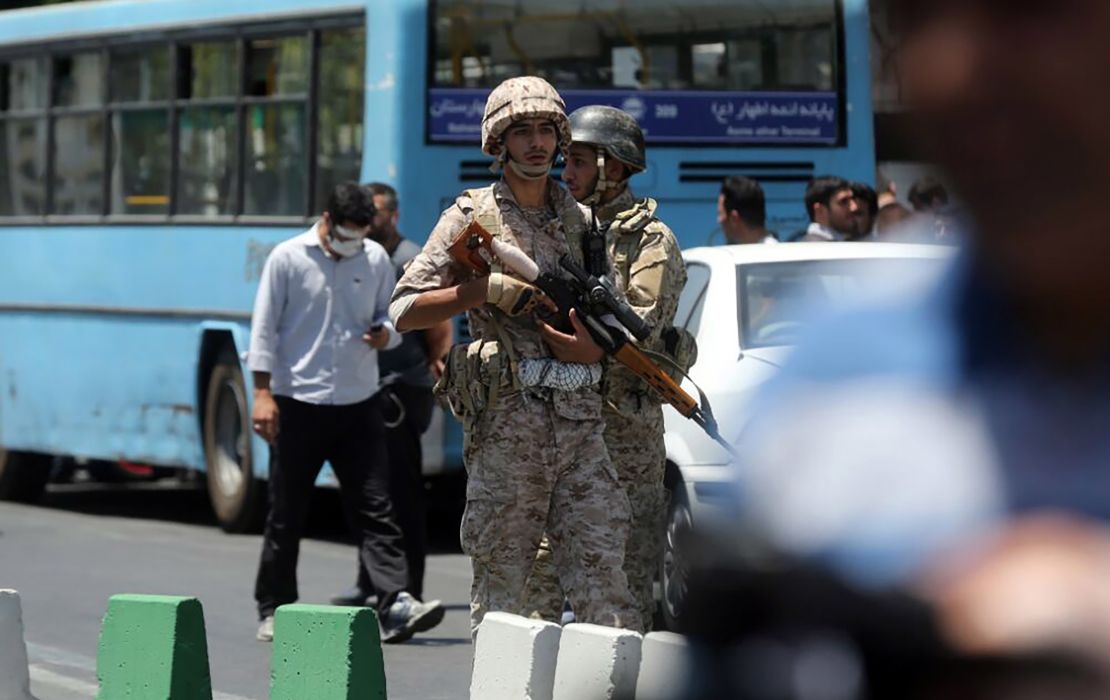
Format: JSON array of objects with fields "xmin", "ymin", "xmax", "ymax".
[{"xmin": 486, "ymin": 272, "xmax": 546, "ymax": 317}]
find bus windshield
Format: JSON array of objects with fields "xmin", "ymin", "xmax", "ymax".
[{"xmin": 429, "ymin": 0, "xmax": 841, "ymax": 145}]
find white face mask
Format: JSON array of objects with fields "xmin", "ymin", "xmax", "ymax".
[{"xmin": 329, "ymin": 224, "xmax": 367, "ymax": 258}]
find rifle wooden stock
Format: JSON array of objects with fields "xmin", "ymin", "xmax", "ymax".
[
  {"xmin": 613, "ymin": 343, "xmax": 699, "ymax": 416},
  {"xmin": 448, "ymin": 220, "xmax": 495, "ymax": 275}
]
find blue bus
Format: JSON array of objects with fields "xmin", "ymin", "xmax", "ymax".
[{"xmin": 0, "ymin": 0, "xmax": 874, "ymax": 531}]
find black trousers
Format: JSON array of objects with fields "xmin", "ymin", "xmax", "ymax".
[
  {"xmin": 356, "ymin": 382, "xmax": 434, "ymax": 600},
  {"xmin": 255, "ymin": 394, "xmax": 408, "ymax": 619}
]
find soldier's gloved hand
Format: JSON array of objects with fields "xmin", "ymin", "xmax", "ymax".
[{"xmin": 486, "ymin": 272, "xmax": 548, "ymax": 317}]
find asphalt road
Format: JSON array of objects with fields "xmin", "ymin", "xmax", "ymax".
[{"xmin": 0, "ymin": 481, "xmax": 472, "ymax": 700}]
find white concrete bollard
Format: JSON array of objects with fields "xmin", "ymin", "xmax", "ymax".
[
  {"xmin": 470, "ymin": 612, "xmax": 562, "ymax": 700},
  {"xmin": 0, "ymin": 590, "xmax": 38, "ymax": 700},
  {"xmin": 635, "ymin": 631, "xmax": 690, "ymax": 700},
  {"xmin": 551, "ymin": 623, "xmax": 642, "ymax": 700}
]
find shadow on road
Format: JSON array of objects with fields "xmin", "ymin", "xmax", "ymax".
[{"xmin": 32, "ymin": 475, "xmax": 465, "ymax": 554}]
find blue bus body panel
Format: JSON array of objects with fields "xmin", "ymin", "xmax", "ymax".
[{"xmin": 0, "ymin": 225, "xmax": 296, "ymax": 472}]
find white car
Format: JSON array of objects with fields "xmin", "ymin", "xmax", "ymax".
[{"xmin": 657, "ymin": 241, "xmax": 953, "ymax": 629}]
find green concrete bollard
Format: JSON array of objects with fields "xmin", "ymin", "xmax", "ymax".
[
  {"xmin": 96, "ymin": 594, "xmax": 213, "ymax": 700},
  {"xmin": 270, "ymin": 604, "xmax": 386, "ymax": 700}
]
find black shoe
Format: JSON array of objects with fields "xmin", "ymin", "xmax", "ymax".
[
  {"xmin": 330, "ymin": 585, "xmax": 377, "ymax": 607},
  {"xmin": 380, "ymin": 592, "xmax": 445, "ymax": 644}
]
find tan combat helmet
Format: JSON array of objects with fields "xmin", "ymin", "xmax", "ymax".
[{"xmin": 480, "ymin": 76, "xmax": 572, "ymax": 159}]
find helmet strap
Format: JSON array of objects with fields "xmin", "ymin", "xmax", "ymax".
[
  {"xmin": 580, "ymin": 151, "xmax": 609, "ymax": 206},
  {"xmin": 507, "ymin": 155, "xmax": 552, "ymax": 180}
]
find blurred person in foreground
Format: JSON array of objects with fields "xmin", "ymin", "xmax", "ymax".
[
  {"xmin": 718, "ymin": 176, "xmax": 777, "ymax": 244},
  {"xmin": 680, "ymin": 0, "xmax": 1110, "ymax": 696},
  {"xmin": 801, "ymin": 175, "xmax": 859, "ymax": 241},
  {"xmin": 331, "ymin": 182, "xmax": 453, "ymax": 608}
]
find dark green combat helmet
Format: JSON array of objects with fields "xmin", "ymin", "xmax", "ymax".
[{"xmin": 568, "ymin": 105, "xmax": 646, "ymax": 174}]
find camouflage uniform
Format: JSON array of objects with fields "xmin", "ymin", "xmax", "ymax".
[
  {"xmin": 522, "ymin": 187, "xmax": 686, "ymax": 631},
  {"xmin": 391, "ymin": 180, "xmax": 640, "ymax": 635}
]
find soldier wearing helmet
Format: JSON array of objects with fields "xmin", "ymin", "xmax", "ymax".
[
  {"xmin": 388, "ymin": 78, "xmax": 640, "ymax": 635},
  {"xmin": 524, "ymin": 105, "xmax": 690, "ymax": 632}
]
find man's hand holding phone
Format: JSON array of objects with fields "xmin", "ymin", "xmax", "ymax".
[{"xmin": 364, "ymin": 323, "xmax": 390, "ymax": 349}]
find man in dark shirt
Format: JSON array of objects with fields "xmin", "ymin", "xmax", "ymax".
[{"xmin": 332, "ymin": 183, "xmax": 453, "ymax": 606}]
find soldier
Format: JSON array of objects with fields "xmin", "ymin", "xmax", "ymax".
[
  {"xmin": 388, "ymin": 77, "xmax": 640, "ymax": 635},
  {"xmin": 523, "ymin": 105, "xmax": 688, "ymax": 631}
]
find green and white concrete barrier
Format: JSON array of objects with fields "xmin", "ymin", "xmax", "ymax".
[
  {"xmin": 95, "ymin": 594, "xmax": 213, "ymax": 700},
  {"xmin": 470, "ymin": 612, "xmax": 562, "ymax": 700},
  {"xmin": 270, "ymin": 604, "xmax": 386, "ymax": 700},
  {"xmin": 0, "ymin": 589, "xmax": 38, "ymax": 700}
]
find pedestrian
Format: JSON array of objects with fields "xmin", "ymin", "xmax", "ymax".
[
  {"xmin": 718, "ymin": 176, "xmax": 777, "ymax": 244},
  {"xmin": 801, "ymin": 175, "xmax": 858, "ymax": 241},
  {"xmin": 875, "ymin": 201, "xmax": 914, "ymax": 239},
  {"xmin": 848, "ymin": 181, "xmax": 879, "ymax": 240},
  {"xmin": 907, "ymin": 176, "xmax": 949, "ymax": 214},
  {"xmin": 388, "ymin": 76, "xmax": 640, "ymax": 636},
  {"xmin": 331, "ymin": 182, "xmax": 454, "ymax": 607},
  {"xmin": 521, "ymin": 105, "xmax": 689, "ymax": 631},
  {"xmin": 248, "ymin": 182, "xmax": 444, "ymax": 644}
]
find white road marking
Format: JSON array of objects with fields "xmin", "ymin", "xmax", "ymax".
[{"xmin": 28, "ymin": 644, "xmax": 258, "ymax": 700}]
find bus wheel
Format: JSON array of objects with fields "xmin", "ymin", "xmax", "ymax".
[
  {"xmin": 204, "ymin": 350, "xmax": 265, "ymax": 533},
  {"xmin": 0, "ymin": 448, "xmax": 52, "ymax": 503}
]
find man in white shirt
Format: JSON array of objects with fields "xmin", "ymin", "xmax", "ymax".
[
  {"xmin": 248, "ymin": 182, "xmax": 443, "ymax": 644},
  {"xmin": 718, "ymin": 176, "xmax": 779, "ymax": 244},
  {"xmin": 802, "ymin": 175, "xmax": 859, "ymax": 241}
]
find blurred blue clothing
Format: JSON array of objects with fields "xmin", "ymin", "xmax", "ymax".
[{"xmin": 734, "ymin": 251, "xmax": 1110, "ymax": 588}]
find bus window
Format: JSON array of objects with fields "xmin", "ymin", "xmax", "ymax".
[
  {"xmin": 244, "ymin": 103, "xmax": 306, "ymax": 216},
  {"xmin": 111, "ymin": 111, "xmax": 170, "ymax": 215},
  {"xmin": 429, "ymin": 0, "xmax": 841, "ymax": 147},
  {"xmin": 431, "ymin": 0, "xmax": 837, "ymax": 92},
  {"xmin": 53, "ymin": 52, "xmax": 103, "ymax": 107},
  {"xmin": 110, "ymin": 46, "xmax": 171, "ymax": 215},
  {"xmin": 246, "ymin": 36, "xmax": 308, "ymax": 97},
  {"xmin": 315, "ymin": 27, "xmax": 365, "ymax": 212},
  {"xmin": 52, "ymin": 52, "xmax": 105, "ymax": 215},
  {"xmin": 180, "ymin": 41, "xmax": 238, "ymax": 100},
  {"xmin": 52, "ymin": 114, "xmax": 105, "ymax": 216},
  {"xmin": 110, "ymin": 45, "xmax": 170, "ymax": 103},
  {"xmin": 178, "ymin": 41, "xmax": 240, "ymax": 217},
  {"xmin": 243, "ymin": 36, "xmax": 308, "ymax": 216},
  {"xmin": 0, "ymin": 58, "xmax": 47, "ymax": 216}
]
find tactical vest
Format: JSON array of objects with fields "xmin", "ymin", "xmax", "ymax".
[{"xmin": 436, "ymin": 184, "xmax": 592, "ymax": 428}]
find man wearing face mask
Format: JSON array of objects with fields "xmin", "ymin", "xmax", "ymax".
[
  {"xmin": 390, "ymin": 77, "xmax": 639, "ymax": 636},
  {"xmin": 248, "ymin": 182, "xmax": 444, "ymax": 644},
  {"xmin": 522, "ymin": 105, "xmax": 688, "ymax": 631}
]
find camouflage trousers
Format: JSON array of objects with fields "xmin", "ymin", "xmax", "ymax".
[
  {"xmin": 460, "ymin": 390, "xmax": 640, "ymax": 636},
  {"xmin": 521, "ymin": 401, "xmax": 666, "ymax": 632}
]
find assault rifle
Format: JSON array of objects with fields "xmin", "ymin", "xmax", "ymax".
[{"xmin": 448, "ymin": 220, "xmax": 735, "ymax": 455}]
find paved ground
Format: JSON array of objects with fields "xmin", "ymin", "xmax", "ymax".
[{"xmin": 0, "ymin": 481, "xmax": 472, "ymax": 700}]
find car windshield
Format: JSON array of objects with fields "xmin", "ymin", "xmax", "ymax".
[{"xmin": 737, "ymin": 257, "xmax": 945, "ymax": 349}]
